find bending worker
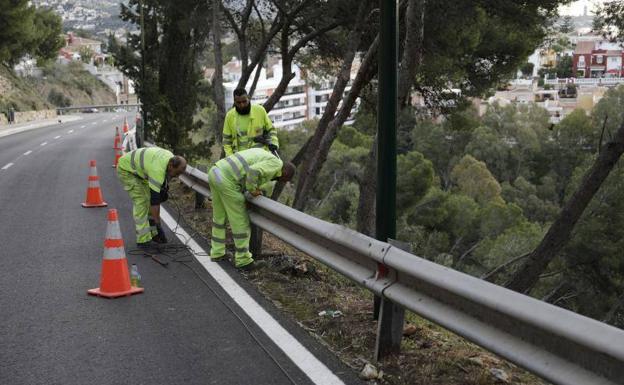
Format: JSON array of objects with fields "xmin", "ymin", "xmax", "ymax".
[
  {"xmin": 223, "ymin": 88, "xmax": 279, "ymax": 156},
  {"xmin": 209, "ymin": 148, "xmax": 295, "ymax": 270},
  {"xmin": 117, "ymin": 146, "xmax": 187, "ymax": 247}
]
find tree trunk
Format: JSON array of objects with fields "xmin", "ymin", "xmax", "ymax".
[
  {"xmin": 248, "ymin": 53, "xmax": 265, "ymax": 98},
  {"xmin": 293, "ymin": 33, "xmax": 379, "ymax": 211},
  {"xmin": 353, "ymin": 0, "xmax": 424, "ymax": 229},
  {"xmin": 397, "ymin": 0, "xmax": 426, "ymax": 107},
  {"xmin": 270, "ymin": 136, "xmax": 311, "ymax": 201},
  {"xmin": 263, "ymin": 20, "xmax": 340, "ymax": 113},
  {"xmin": 356, "ymin": 136, "xmax": 378, "ymax": 236},
  {"xmin": 263, "ymin": 26, "xmax": 296, "ymax": 113},
  {"xmin": 211, "ymin": 0, "xmax": 225, "ymax": 142},
  {"xmin": 506, "ymin": 120, "xmax": 624, "ymax": 294}
]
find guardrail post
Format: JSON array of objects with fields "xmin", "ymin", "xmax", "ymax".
[
  {"xmin": 194, "ymin": 165, "xmax": 207, "ymax": 210},
  {"xmin": 250, "ymin": 225, "xmax": 263, "ymax": 256},
  {"xmin": 374, "ymin": 239, "xmax": 407, "ymax": 361}
]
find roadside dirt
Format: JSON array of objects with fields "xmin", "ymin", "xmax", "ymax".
[{"xmin": 169, "ymin": 180, "xmax": 547, "ymax": 385}]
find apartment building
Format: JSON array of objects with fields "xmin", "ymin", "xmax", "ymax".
[{"xmin": 221, "ymin": 57, "xmax": 358, "ymax": 130}]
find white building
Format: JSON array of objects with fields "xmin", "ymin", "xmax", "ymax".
[
  {"xmin": 223, "ymin": 58, "xmax": 307, "ymax": 130},
  {"xmin": 222, "ymin": 57, "xmax": 358, "ymax": 130}
]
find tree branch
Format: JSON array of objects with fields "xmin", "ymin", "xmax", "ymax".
[
  {"xmin": 481, "ymin": 252, "xmax": 530, "ymax": 282},
  {"xmin": 507, "ymin": 119, "xmax": 624, "ymax": 293}
]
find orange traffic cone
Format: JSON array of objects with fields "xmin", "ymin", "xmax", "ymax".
[
  {"xmin": 122, "ymin": 117, "xmax": 129, "ymax": 134},
  {"xmin": 113, "ymin": 126, "xmax": 121, "ymax": 149},
  {"xmin": 112, "ymin": 146, "xmax": 122, "ymax": 168},
  {"xmin": 82, "ymin": 160, "xmax": 108, "ymax": 208},
  {"xmin": 88, "ymin": 209, "xmax": 144, "ymax": 298}
]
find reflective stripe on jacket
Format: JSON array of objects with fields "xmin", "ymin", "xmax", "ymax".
[
  {"xmin": 215, "ymin": 148, "xmax": 282, "ymax": 192},
  {"xmin": 118, "ymin": 147, "xmax": 173, "ymax": 192},
  {"xmin": 222, "ymin": 104, "xmax": 278, "ymax": 156}
]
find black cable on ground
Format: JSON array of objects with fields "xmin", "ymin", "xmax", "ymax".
[{"xmin": 127, "ymin": 192, "xmax": 300, "ymax": 385}]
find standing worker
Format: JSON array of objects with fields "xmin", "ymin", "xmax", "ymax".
[
  {"xmin": 209, "ymin": 148, "xmax": 295, "ymax": 270},
  {"xmin": 222, "ymin": 88, "xmax": 279, "ymax": 157},
  {"xmin": 117, "ymin": 146, "xmax": 187, "ymax": 247}
]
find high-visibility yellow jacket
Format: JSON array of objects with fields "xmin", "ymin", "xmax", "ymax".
[
  {"xmin": 222, "ymin": 104, "xmax": 278, "ymax": 156},
  {"xmin": 118, "ymin": 147, "xmax": 173, "ymax": 193},
  {"xmin": 214, "ymin": 148, "xmax": 282, "ymax": 192}
]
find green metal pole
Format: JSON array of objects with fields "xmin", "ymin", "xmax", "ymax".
[
  {"xmin": 374, "ymin": 0, "xmax": 402, "ymax": 360},
  {"xmin": 376, "ymin": 1, "xmax": 398, "ymax": 251}
]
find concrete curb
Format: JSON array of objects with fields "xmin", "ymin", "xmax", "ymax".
[{"xmin": 0, "ymin": 115, "xmax": 83, "ymax": 139}]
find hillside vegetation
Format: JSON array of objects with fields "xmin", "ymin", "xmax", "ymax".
[{"xmin": 0, "ymin": 62, "xmax": 116, "ymax": 113}]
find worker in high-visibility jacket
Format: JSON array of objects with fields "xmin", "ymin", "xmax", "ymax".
[
  {"xmin": 222, "ymin": 88, "xmax": 279, "ymax": 157},
  {"xmin": 117, "ymin": 146, "xmax": 187, "ymax": 247},
  {"xmin": 208, "ymin": 148, "xmax": 295, "ymax": 270}
]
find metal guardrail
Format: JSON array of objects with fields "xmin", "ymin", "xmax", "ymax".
[
  {"xmin": 56, "ymin": 104, "xmax": 142, "ymax": 113},
  {"xmin": 545, "ymin": 77, "xmax": 624, "ymax": 86},
  {"xmin": 180, "ymin": 164, "xmax": 624, "ymax": 385}
]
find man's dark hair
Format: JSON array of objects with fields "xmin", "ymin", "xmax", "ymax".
[
  {"xmin": 233, "ymin": 88, "xmax": 248, "ymax": 98},
  {"xmin": 170, "ymin": 155, "xmax": 186, "ymax": 168}
]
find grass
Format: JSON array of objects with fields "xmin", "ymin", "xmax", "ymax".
[{"xmin": 169, "ymin": 180, "xmax": 549, "ymax": 385}]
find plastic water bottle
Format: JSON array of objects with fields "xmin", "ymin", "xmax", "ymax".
[{"xmin": 130, "ymin": 264, "xmax": 141, "ymax": 287}]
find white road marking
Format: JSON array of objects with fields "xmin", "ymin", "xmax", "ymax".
[
  {"xmin": 67, "ymin": 130, "xmax": 74, "ymax": 134},
  {"xmin": 23, "ymin": 150, "xmax": 32, "ymax": 156},
  {"xmin": 160, "ymin": 209, "xmax": 345, "ymax": 385},
  {"xmin": 91, "ymin": 122, "xmax": 97, "ymax": 125},
  {"xmin": 40, "ymin": 142, "xmax": 47, "ymax": 146},
  {"xmin": 54, "ymin": 135, "xmax": 61, "ymax": 139},
  {"xmin": 1, "ymin": 163, "xmax": 14, "ymax": 170},
  {"xmin": 81, "ymin": 125, "xmax": 86, "ymax": 128}
]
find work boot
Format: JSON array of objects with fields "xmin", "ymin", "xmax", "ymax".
[
  {"xmin": 152, "ymin": 232, "xmax": 168, "ymax": 244},
  {"xmin": 211, "ymin": 251, "xmax": 233, "ymax": 262},
  {"xmin": 238, "ymin": 260, "xmax": 268, "ymax": 271}
]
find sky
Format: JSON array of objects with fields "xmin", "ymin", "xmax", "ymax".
[{"xmin": 559, "ymin": 0, "xmax": 609, "ymax": 16}]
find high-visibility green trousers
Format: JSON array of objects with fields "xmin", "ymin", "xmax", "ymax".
[
  {"xmin": 117, "ymin": 169, "xmax": 158, "ymax": 243},
  {"xmin": 208, "ymin": 166, "xmax": 254, "ymax": 268}
]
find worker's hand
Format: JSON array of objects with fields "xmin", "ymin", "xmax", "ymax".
[
  {"xmin": 250, "ymin": 189, "xmax": 263, "ymax": 197},
  {"xmin": 268, "ymin": 144, "xmax": 278, "ymax": 153}
]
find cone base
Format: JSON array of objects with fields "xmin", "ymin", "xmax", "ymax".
[
  {"xmin": 112, "ymin": 165, "xmax": 117, "ymax": 168},
  {"xmin": 82, "ymin": 202, "xmax": 108, "ymax": 208},
  {"xmin": 87, "ymin": 286, "xmax": 144, "ymax": 298}
]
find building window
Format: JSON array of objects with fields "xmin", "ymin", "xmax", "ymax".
[
  {"xmin": 596, "ymin": 55, "xmax": 603, "ymax": 64},
  {"xmin": 315, "ymin": 107, "xmax": 320, "ymax": 115},
  {"xmin": 578, "ymin": 56, "xmax": 585, "ymax": 67},
  {"xmin": 315, "ymin": 94, "xmax": 329, "ymax": 103}
]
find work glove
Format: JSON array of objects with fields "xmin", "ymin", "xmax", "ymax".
[
  {"xmin": 153, "ymin": 223, "xmax": 168, "ymax": 244},
  {"xmin": 268, "ymin": 143, "xmax": 278, "ymax": 153},
  {"xmin": 252, "ymin": 134, "xmax": 269, "ymax": 145},
  {"xmin": 160, "ymin": 189, "xmax": 169, "ymax": 203}
]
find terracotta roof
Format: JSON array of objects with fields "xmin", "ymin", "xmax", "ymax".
[{"xmin": 575, "ymin": 41, "xmax": 594, "ymax": 54}]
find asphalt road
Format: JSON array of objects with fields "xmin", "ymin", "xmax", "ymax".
[{"xmin": 0, "ymin": 113, "xmax": 362, "ymax": 385}]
